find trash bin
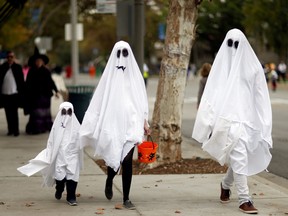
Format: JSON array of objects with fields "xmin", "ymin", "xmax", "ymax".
[{"xmin": 67, "ymin": 85, "xmax": 95, "ymax": 123}]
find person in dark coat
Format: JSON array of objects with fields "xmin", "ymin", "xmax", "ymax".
[
  {"xmin": 24, "ymin": 51, "xmax": 59, "ymax": 135},
  {"xmin": 0, "ymin": 51, "xmax": 25, "ymax": 136}
]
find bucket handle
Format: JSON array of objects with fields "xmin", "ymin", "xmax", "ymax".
[{"xmin": 147, "ymin": 135, "xmax": 156, "ymax": 149}]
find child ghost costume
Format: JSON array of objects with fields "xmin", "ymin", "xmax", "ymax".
[{"xmin": 17, "ymin": 102, "xmax": 83, "ymax": 206}]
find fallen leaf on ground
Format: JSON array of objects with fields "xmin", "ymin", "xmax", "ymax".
[
  {"xmin": 115, "ymin": 203, "xmax": 123, "ymax": 209},
  {"xmin": 25, "ymin": 202, "xmax": 35, "ymax": 207},
  {"xmin": 175, "ymin": 210, "xmax": 181, "ymax": 213}
]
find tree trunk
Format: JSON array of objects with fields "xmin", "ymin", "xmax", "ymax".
[{"xmin": 151, "ymin": 0, "xmax": 198, "ymax": 163}]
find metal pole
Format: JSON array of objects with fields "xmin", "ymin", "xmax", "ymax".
[
  {"xmin": 134, "ymin": 0, "xmax": 144, "ymax": 73},
  {"xmin": 71, "ymin": 0, "xmax": 79, "ymax": 85}
]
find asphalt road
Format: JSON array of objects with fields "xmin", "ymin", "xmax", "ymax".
[{"xmin": 268, "ymin": 105, "xmax": 288, "ymax": 179}]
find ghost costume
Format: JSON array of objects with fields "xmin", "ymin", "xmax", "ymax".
[
  {"xmin": 18, "ymin": 102, "xmax": 83, "ymax": 205},
  {"xmin": 192, "ymin": 29, "xmax": 272, "ymax": 206},
  {"xmin": 79, "ymin": 41, "xmax": 148, "ymax": 207},
  {"xmin": 79, "ymin": 41, "xmax": 148, "ymax": 171}
]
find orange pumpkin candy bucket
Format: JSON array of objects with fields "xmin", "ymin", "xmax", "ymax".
[{"xmin": 137, "ymin": 135, "xmax": 158, "ymax": 163}]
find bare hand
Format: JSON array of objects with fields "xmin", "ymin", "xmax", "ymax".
[{"xmin": 144, "ymin": 120, "xmax": 151, "ymax": 135}]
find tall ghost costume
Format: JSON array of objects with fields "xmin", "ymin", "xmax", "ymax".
[
  {"xmin": 79, "ymin": 41, "xmax": 149, "ymax": 172},
  {"xmin": 192, "ymin": 29, "xmax": 272, "ymax": 212},
  {"xmin": 192, "ymin": 29, "xmax": 272, "ymax": 176},
  {"xmin": 18, "ymin": 102, "xmax": 83, "ymax": 205},
  {"xmin": 80, "ymin": 41, "xmax": 148, "ymax": 209}
]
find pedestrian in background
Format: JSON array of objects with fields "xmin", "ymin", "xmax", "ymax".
[
  {"xmin": 263, "ymin": 63, "xmax": 270, "ymax": 83},
  {"xmin": 0, "ymin": 51, "xmax": 25, "ymax": 136},
  {"xmin": 277, "ymin": 60, "xmax": 286, "ymax": 83},
  {"xmin": 22, "ymin": 63, "xmax": 29, "ymax": 81},
  {"xmin": 192, "ymin": 29, "xmax": 272, "ymax": 214},
  {"xmin": 197, "ymin": 62, "xmax": 211, "ymax": 109},
  {"xmin": 24, "ymin": 49, "xmax": 59, "ymax": 134},
  {"xmin": 143, "ymin": 62, "xmax": 149, "ymax": 87},
  {"xmin": 270, "ymin": 63, "xmax": 278, "ymax": 91},
  {"xmin": 51, "ymin": 65, "xmax": 68, "ymax": 101},
  {"xmin": 18, "ymin": 102, "xmax": 83, "ymax": 206},
  {"xmin": 79, "ymin": 41, "xmax": 150, "ymax": 210}
]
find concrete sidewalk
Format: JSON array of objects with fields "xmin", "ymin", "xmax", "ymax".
[
  {"xmin": 1, "ymin": 129, "xmax": 288, "ymax": 216},
  {"xmin": 0, "ymin": 75, "xmax": 288, "ymax": 215}
]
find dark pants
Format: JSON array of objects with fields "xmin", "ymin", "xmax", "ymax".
[
  {"xmin": 2, "ymin": 94, "xmax": 19, "ymax": 135},
  {"xmin": 106, "ymin": 147, "xmax": 134, "ymax": 202},
  {"xmin": 55, "ymin": 178, "xmax": 78, "ymax": 202}
]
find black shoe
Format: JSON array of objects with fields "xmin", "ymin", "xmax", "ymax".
[
  {"xmin": 66, "ymin": 180, "xmax": 78, "ymax": 206},
  {"xmin": 7, "ymin": 132, "xmax": 12, "ymax": 136},
  {"xmin": 14, "ymin": 132, "xmax": 19, "ymax": 137},
  {"xmin": 67, "ymin": 199, "xmax": 77, "ymax": 206},
  {"xmin": 123, "ymin": 200, "xmax": 136, "ymax": 210},
  {"xmin": 105, "ymin": 180, "xmax": 113, "ymax": 200},
  {"xmin": 55, "ymin": 191, "xmax": 62, "ymax": 200},
  {"xmin": 55, "ymin": 179, "xmax": 66, "ymax": 200}
]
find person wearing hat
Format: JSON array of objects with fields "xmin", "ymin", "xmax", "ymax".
[{"xmin": 24, "ymin": 50, "xmax": 59, "ymax": 134}]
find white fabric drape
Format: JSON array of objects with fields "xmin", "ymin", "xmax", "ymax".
[
  {"xmin": 17, "ymin": 102, "xmax": 83, "ymax": 186},
  {"xmin": 79, "ymin": 41, "xmax": 148, "ymax": 172},
  {"xmin": 192, "ymin": 29, "xmax": 272, "ymax": 176}
]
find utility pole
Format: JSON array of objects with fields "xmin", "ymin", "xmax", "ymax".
[
  {"xmin": 71, "ymin": 0, "xmax": 79, "ymax": 85},
  {"xmin": 134, "ymin": 0, "xmax": 144, "ymax": 73}
]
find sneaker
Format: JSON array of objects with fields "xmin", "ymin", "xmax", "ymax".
[
  {"xmin": 105, "ymin": 180, "xmax": 113, "ymax": 200},
  {"xmin": 239, "ymin": 201, "xmax": 258, "ymax": 214},
  {"xmin": 67, "ymin": 199, "xmax": 78, "ymax": 206},
  {"xmin": 220, "ymin": 183, "xmax": 231, "ymax": 203},
  {"xmin": 55, "ymin": 191, "xmax": 62, "ymax": 200},
  {"xmin": 123, "ymin": 200, "xmax": 136, "ymax": 210}
]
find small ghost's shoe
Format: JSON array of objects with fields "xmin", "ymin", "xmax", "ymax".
[
  {"xmin": 123, "ymin": 200, "xmax": 136, "ymax": 210},
  {"xmin": 67, "ymin": 199, "xmax": 77, "ymax": 206}
]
